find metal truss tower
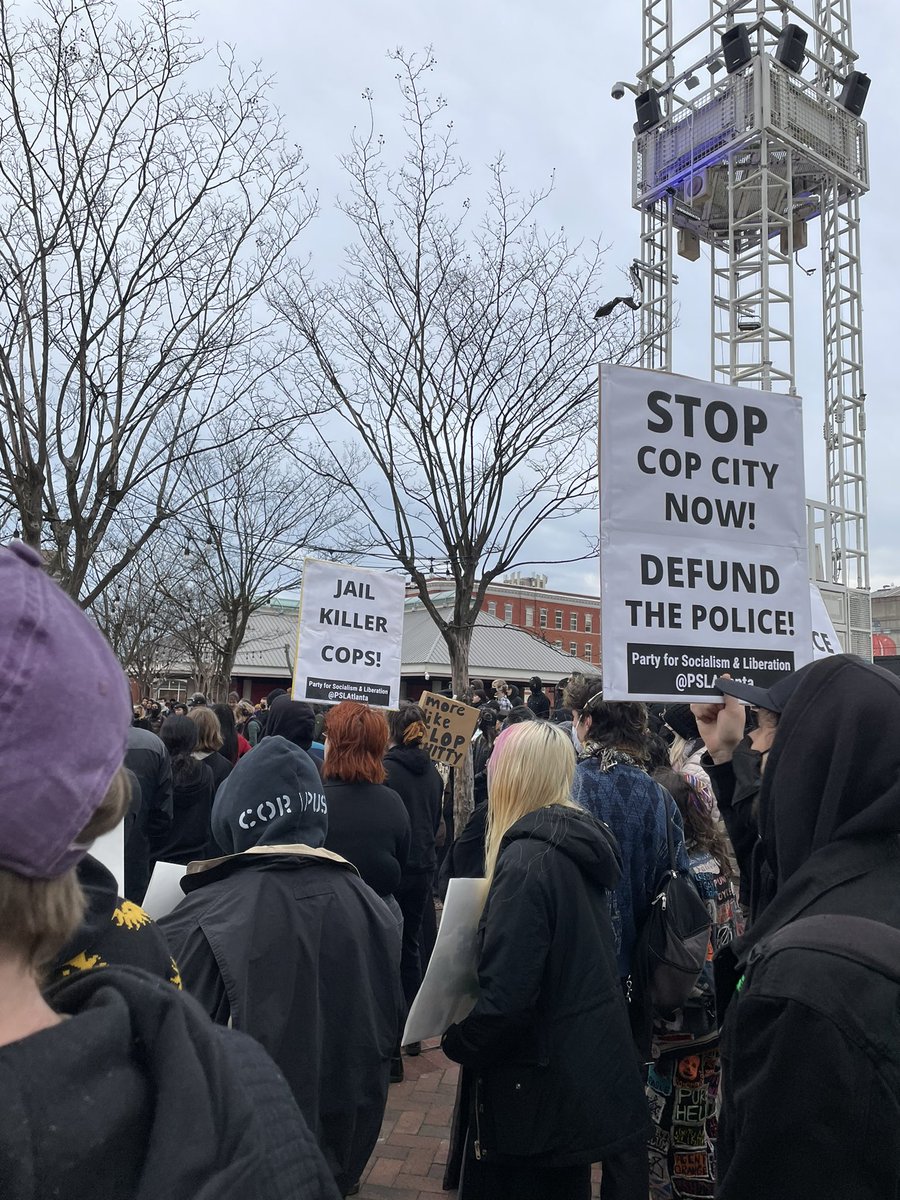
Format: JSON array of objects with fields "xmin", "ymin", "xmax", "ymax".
[{"xmin": 629, "ymin": 0, "xmax": 871, "ymax": 655}]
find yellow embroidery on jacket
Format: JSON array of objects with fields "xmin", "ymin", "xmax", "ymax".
[
  {"xmin": 61, "ymin": 951, "xmax": 107, "ymax": 975},
  {"xmin": 112, "ymin": 901, "xmax": 152, "ymax": 931}
]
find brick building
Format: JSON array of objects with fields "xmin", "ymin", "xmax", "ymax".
[{"xmin": 479, "ymin": 573, "xmax": 601, "ymax": 668}]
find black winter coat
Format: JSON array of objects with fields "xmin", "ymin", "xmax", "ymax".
[
  {"xmin": 442, "ymin": 804, "xmax": 649, "ymax": 1166},
  {"xmin": 383, "ymin": 745, "xmax": 444, "ymax": 875},
  {"xmin": 159, "ymin": 849, "xmax": 403, "ymax": 1197},
  {"xmin": 715, "ymin": 654, "xmax": 900, "ymax": 1198},
  {"xmin": 1, "ymin": 965, "xmax": 339, "ymax": 1200}
]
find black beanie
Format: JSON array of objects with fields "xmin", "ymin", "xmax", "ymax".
[
  {"xmin": 211, "ymin": 736, "xmax": 327, "ymax": 855},
  {"xmin": 663, "ymin": 703, "xmax": 699, "ymax": 742}
]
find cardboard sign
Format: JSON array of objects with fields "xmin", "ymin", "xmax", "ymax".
[
  {"xmin": 292, "ymin": 558, "xmax": 405, "ymax": 708},
  {"xmin": 599, "ymin": 365, "xmax": 812, "ymax": 702},
  {"xmin": 419, "ymin": 691, "xmax": 480, "ymax": 768}
]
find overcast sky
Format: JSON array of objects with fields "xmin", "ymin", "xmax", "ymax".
[{"xmin": 178, "ymin": 0, "xmax": 898, "ymax": 597}]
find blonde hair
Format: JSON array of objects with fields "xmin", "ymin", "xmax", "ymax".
[
  {"xmin": 483, "ymin": 722, "xmax": 578, "ymax": 884},
  {"xmin": 491, "ymin": 678, "xmax": 509, "ymax": 695},
  {"xmin": 189, "ymin": 706, "xmax": 224, "ymax": 753},
  {"xmin": 0, "ymin": 768, "xmax": 131, "ymax": 973}
]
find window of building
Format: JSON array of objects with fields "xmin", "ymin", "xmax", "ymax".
[
  {"xmin": 158, "ymin": 679, "xmax": 187, "ymax": 702},
  {"xmin": 584, "ymin": 644, "xmax": 592, "ymax": 662},
  {"xmin": 488, "ymin": 601, "xmax": 497, "ymax": 617},
  {"xmin": 504, "ymin": 603, "xmax": 513, "ymax": 622},
  {"xmin": 569, "ymin": 640, "xmax": 578, "ymax": 655},
  {"xmin": 570, "ymin": 612, "xmax": 578, "ymax": 631},
  {"xmin": 539, "ymin": 609, "xmax": 548, "ymax": 628},
  {"xmin": 555, "ymin": 610, "xmax": 563, "ymax": 629},
  {"xmin": 525, "ymin": 605, "xmax": 534, "ymax": 627},
  {"xmin": 554, "ymin": 639, "xmax": 562, "ymax": 650},
  {"xmin": 585, "ymin": 613, "xmax": 593, "ymax": 633}
]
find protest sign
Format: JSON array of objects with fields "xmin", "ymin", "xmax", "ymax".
[
  {"xmin": 90, "ymin": 820, "xmax": 124, "ymax": 894},
  {"xmin": 599, "ymin": 365, "xmax": 812, "ymax": 701},
  {"xmin": 141, "ymin": 860, "xmax": 187, "ymax": 920},
  {"xmin": 403, "ymin": 876, "xmax": 490, "ymax": 1045},
  {"xmin": 419, "ymin": 691, "xmax": 480, "ymax": 768},
  {"xmin": 810, "ymin": 583, "xmax": 844, "ymax": 660},
  {"xmin": 292, "ymin": 559, "xmax": 405, "ymax": 707}
]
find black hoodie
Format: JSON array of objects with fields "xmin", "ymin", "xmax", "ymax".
[
  {"xmin": 442, "ymin": 804, "xmax": 650, "ymax": 1165},
  {"xmin": 715, "ymin": 655, "xmax": 900, "ymax": 1198},
  {"xmin": 383, "ymin": 744, "xmax": 444, "ymax": 874},
  {"xmin": 0, "ymin": 965, "xmax": 340, "ymax": 1200}
]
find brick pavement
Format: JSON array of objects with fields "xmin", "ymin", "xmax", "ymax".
[{"xmin": 356, "ymin": 1041, "xmax": 603, "ymax": 1199}]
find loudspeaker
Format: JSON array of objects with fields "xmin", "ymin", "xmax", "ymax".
[
  {"xmin": 837, "ymin": 70, "xmax": 870, "ymax": 117},
  {"xmin": 634, "ymin": 89, "xmax": 662, "ymax": 133},
  {"xmin": 722, "ymin": 26, "xmax": 752, "ymax": 75},
  {"xmin": 774, "ymin": 23, "xmax": 807, "ymax": 73}
]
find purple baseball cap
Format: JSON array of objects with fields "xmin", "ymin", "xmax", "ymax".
[{"xmin": 0, "ymin": 542, "xmax": 132, "ymax": 878}]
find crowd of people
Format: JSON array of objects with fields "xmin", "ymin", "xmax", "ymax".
[{"xmin": 3, "ymin": 537, "xmax": 900, "ymax": 1199}]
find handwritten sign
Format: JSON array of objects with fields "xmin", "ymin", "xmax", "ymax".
[
  {"xmin": 292, "ymin": 558, "xmax": 405, "ymax": 707},
  {"xmin": 419, "ymin": 691, "xmax": 480, "ymax": 768}
]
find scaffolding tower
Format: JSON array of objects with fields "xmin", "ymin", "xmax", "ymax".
[{"xmin": 629, "ymin": 0, "xmax": 871, "ymax": 656}]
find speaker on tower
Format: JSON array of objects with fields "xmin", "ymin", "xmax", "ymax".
[
  {"xmin": 837, "ymin": 70, "xmax": 871, "ymax": 117},
  {"xmin": 721, "ymin": 26, "xmax": 752, "ymax": 75},
  {"xmin": 634, "ymin": 88, "xmax": 662, "ymax": 133},
  {"xmin": 774, "ymin": 24, "xmax": 807, "ymax": 73}
]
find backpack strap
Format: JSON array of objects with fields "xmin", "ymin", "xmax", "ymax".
[{"xmin": 748, "ymin": 913, "xmax": 900, "ymax": 984}]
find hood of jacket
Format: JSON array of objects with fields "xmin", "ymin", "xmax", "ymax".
[
  {"xmin": 0, "ymin": 966, "xmax": 275, "ymax": 1199},
  {"xmin": 211, "ymin": 736, "xmax": 327, "ymax": 855},
  {"xmin": 501, "ymin": 803, "xmax": 622, "ymax": 891},
  {"xmin": 760, "ymin": 653, "xmax": 900, "ymax": 889},
  {"xmin": 264, "ymin": 697, "xmax": 315, "ymax": 750},
  {"xmin": 384, "ymin": 743, "xmax": 432, "ymax": 776},
  {"xmin": 55, "ymin": 853, "xmax": 120, "ymax": 965}
]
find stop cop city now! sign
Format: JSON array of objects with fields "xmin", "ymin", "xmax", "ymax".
[
  {"xmin": 292, "ymin": 558, "xmax": 405, "ymax": 707},
  {"xmin": 599, "ymin": 365, "xmax": 813, "ymax": 702}
]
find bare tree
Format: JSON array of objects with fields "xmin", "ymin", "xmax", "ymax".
[
  {"xmin": 0, "ymin": 0, "xmax": 312, "ymax": 602},
  {"xmin": 177, "ymin": 431, "xmax": 364, "ymax": 697},
  {"xmin": 276, "ymin": 50, "xmax": 642, "ymax": 823}
]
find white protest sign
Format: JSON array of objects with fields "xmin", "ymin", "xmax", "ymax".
[
  {"xmin": 600, "ymin": 365, "xmax": 812, "ymax": 701},
  {"xmin": 292, "ymin": 558, "xmax": 405, "ymax": 708},
  {"xmin": 402, "ymin": 876, "xmax": 490, "ymax": 1045},
  {"xmin": 141, "ymin": 860, "xmax": 187, "ymax": 920},
  {"xmin": 810, "ymin": 583, "xmax": 843, "ymax": 660},
  {"xmin": 91, "ymin": 819, "xmax": 124, "ymax": 894}
]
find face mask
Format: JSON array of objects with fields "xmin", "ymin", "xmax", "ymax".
[{"xmin": 572, "ymin": 723, "xmax": 583, "ymax": 754}]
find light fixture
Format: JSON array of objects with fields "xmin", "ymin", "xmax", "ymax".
[
  {"xmin": 634, "ymin": 88, "xmax": 663, "ymax": 133},
  {"xmin": 837, "ymin": 70, "xmax": 870, "ymax": 117},
  {"xmin": 774, "ymin": 24, "xmax": 807, "ymax": 74},
  {"xmin": 721, "ymin": 26, "xmax": 752, "ymax": 74},
  {"xmin": 707, "ymin": 59, "xmax": 723, "ymax": 74},
  {"xmin": 684, "ymin": 74, "xmax": 701, "ymax": 90}
]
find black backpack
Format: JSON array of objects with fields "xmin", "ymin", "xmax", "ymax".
[{"xmin": 629, "ymin": 799, "xmax": 712, "ymax": 1053}]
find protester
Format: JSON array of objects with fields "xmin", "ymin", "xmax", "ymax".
[
  {"xmin": 0, "ymin": 540, "xmax": 340, "ymax": 1200},
  {"xmin": 189, "ymin": 705, "xmax": 234, "ymax": 793},
  {"xmin": 713, "ymin": 654, "xmax": 900, "ymax": 1197},
  {"xmin": 691, "ymin": 672, "xmax": 798, "ymax": 920},
  {"xmin": 237, "ymin": 698, "xmax": 262, "ymax": 746},
  {"xmin": 646, "ymin": 769, "xmax": 741, "ymax": 1199},
  {"xmin": 383, "ymin": 705, "xmax": 444, "ymax": 1016},
  {"xmin": 472, "ymin": 707, "xmax": 500, "ymax": 808},
  {"xmin": 526, "ymin": 675, "xmax": 551, "ymax": 719},
  {"xmin": 160, "ymin": 734, "xmax": 402, "ymax": 1198},
  {"xmin": 265, "ymin": 695, "xmax": 323, "ymax": 776},
  {"xmin": 662, "ymin": 703, "xmax": 712, "ymax": 791},
  {"xmin": 123, "ymin": 723, "xmax": 173, "ymax": 903},
  {"xmin": 211, "ymin": 701, "xmax": 250, "ymax": 765},
  {"xmin": 153, "ymin": 715, "xmax": 218, "ymax": 864},
  {"xmin": 442, "ymin": 721, "xmax": 650, "ymax": 1200},
  {"xmin": 187, "ymin": 691, "xmax": 208, "ymax": 708},
  {"xmin": 490, "ymin": 679, "xmax": 513, "ymax": 712},
  {"xmin": 256, "ymin": 686, "xmax": 288, "ymax": 737},
  {"xmin": 566, "ymin": 679, "xmax": 690, "ymax": 977},
  {"xmin": 321, "ymin": 702, "xmax": 411, "ymax": 909},
  {"xmin": 502, "ymin": 703, "xmax": 535, "ymax": 728},
  {"xmin": 172, "ymin": 702, "xmax": 188, "ymax": 717}
]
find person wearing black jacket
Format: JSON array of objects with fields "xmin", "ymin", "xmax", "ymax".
[
  {"xmin": 526, "ymin": 675, "xmax": 551, "ymax": 719},
  {"xmin": 124, "ymin": 724, "xmax": 173, "ymax": 903},
  {"xmin": 713, "ymin": 654, "xmax": 900, "ymax": 1199},
  {"xmin": 383, "ymin": 705, "xmax": 444, "ymax": 1010},
  {"xmin": 160, "ymin": 736, "xmax": 402, "ymax": 1198},
  {"xmin": 154, "ymin": 716, "xmax": 217, "ymax": 865},
  {"xmin": 442, "ymin": 721, "xmax": 649, "ymax": 1200}
]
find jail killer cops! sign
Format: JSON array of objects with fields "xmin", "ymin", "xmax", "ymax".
[
  {"xmin": 599, "ymin": 366, "xmax": 812, "ymax": 701},
  {"xmin": 292, "ymin": 559, "xmax": 406, "ymax": 708}
]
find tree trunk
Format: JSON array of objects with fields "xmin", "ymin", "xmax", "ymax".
[{"xmin": 448, "ymin": 626, "xmax": 475, "ymax": 835}]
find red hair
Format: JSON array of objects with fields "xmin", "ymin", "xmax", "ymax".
[{"xmin": 323, "ymin": 701, "xmax": 389, "ymax": 783}]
